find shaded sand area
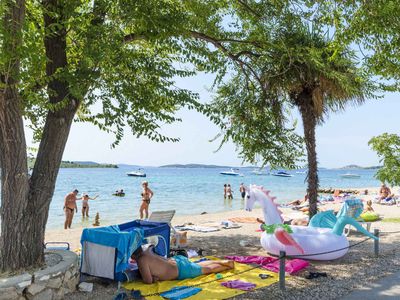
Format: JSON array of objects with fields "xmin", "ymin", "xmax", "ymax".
[{"xmin": 46, "ymin": 188, "xmax": 400, "ymax": 299}]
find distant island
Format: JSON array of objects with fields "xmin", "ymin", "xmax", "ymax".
[
  {"xmin": 28, "ymin": 158, "xmax": 118, "ymax": 169},
  {"xmin": 160, "ymin": 163, "xmax": 236, "ymax": 169},
  {"xmin": 339, "ymin": 164, "xmax": 381, "ymax": 170}
]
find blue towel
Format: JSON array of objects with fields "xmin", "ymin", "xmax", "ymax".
[{"xmin": 160, "ymin": 286, "xmax": 202, "ymax": 300}]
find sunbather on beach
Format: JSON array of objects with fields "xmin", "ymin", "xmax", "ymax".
[
  {"xmin": 132, "ymin": 246, "xmax": 234, "ymax": 284},
  {"xmin": 140, "ymin": 181, "xmax": 153, "ymax": 219},
  {"xmin": 379, "ymin": 184, "xmax": 391, "ymax": 200},
  {"xmin": 287, "ymin": 194, "xmax": 308, "ymax": 207},
  {"xmin": 63, "ymin": 189, "xmax": 81, "ymax": 229},
  {"xmin": 363, "ymin": 200, "xmax": 374, "ymax": 213}
]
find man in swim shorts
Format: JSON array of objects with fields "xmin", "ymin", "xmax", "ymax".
[
  {"xmin": 63, "ymin": 189, "xmax": 81, "ymax": 229},
  {"xmin": 132, "ymin": 246, "xmax": 234, "ymax": 284}
]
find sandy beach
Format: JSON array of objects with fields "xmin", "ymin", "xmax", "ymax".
[{"xmin": 51, "ymin": 187, "xmax": 400, "ymax": 299}]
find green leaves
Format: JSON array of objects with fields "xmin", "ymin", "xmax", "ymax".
[
  {"xmin": 369, "ymin": 133, "xmax": 400, "ymax": 187},
  {"xmin": 7, "ymin": 0, "xmax": 212, "ymax": 146}
]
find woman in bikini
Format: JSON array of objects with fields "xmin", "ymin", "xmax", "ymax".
[
  {"xmin": 81, "ymin": 194, "xmax": 99, "ymax": 218},
  {"xmin": 140, "ymin": 181, "xmax": 153, "ymax": 219}
]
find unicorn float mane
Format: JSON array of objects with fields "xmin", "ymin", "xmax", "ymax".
[{"xmin": 248, "ymin": 185, "xmax": 283, "ymax": 225}]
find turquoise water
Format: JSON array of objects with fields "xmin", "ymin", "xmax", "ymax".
[{"xmin": 46, "ymin": 166, "xmax": 381, "ymax": 229}]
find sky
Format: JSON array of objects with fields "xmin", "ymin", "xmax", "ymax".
[{"xmin": 25, "ymin": 72, "xmax": 400, "ymax": 168}]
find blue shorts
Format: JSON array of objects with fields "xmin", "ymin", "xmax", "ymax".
[{"xmin": 172, "ymin": 255, "xmax": 202, "ymax": 280}]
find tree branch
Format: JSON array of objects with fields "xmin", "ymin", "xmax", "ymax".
[
  {"xmin": 189, "ymin": 30, "xmax": 263, "ymax": 87},
  {"xmin": 237, "ymin": 0, "xmax": 262, "ymax": 18},
  {"xmin": 123, "ymin": 33, "xmax": 147, "ymax": 43}
]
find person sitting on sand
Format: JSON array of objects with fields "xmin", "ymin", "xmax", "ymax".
[
  {"xmin": 140, "ymin": 181, "xmax": 153, "ymax": 219},
  {"xmin": 81, "ymin": 194, "xmax": 99, "ymax": 218},
  {"xmin": 132, "ymin": 246, "xmax": 234, "ymax": 284},
  {"xmin": 363, "ymin": 199, "xmax": 374, "ymax": 213},
  {"xmin": 379, "ymin": 184, "xmax": 391, "ymax": 200}
]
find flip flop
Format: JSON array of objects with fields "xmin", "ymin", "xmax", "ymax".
[
  {"xmin": 305, "ymin": 272, "xmax": 327, "ymax": 279},
  {"xmin": 114, "ymin": 292, "xmax": 127, "ymax": 300}
]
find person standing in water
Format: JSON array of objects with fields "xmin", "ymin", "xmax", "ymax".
[
  {"xmin": 63, "ymin": 189, "xmax": 81, "ymax": 229},
  {"xmin": 81, "ymin": 194, "xmax": 99, "ymax": 218},
  {"xmin": 226, "ymin": 184, "xmax": 233, "ymax": 200},
  {"xmin": 239, "ymin": 183, "xmax": 246, "ymax": 200},
  {"xmin": 140, "ymin": 181, "xmax": 154, "ymax": 219},
  {"xmin": 223, "ymin": 184, "xmax": 227, "ymax": 199}
]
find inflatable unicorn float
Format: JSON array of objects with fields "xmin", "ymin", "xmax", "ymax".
[{"xmin": 245, "ymin": 185, "xmax": 378, "ymax": 260}]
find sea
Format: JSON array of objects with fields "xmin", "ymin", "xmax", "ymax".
[{"xmin": 43, "ymin": 166, "xmax": 381, "ymax": 230}]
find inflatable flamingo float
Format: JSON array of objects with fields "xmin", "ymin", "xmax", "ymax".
[{"xmin": 245, "ymin": 185, "xmax": 378, "ymax": 260}]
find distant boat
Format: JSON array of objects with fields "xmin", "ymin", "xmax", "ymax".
[
  {"xmin": 251, "ymin": 169, "xmax": 268, "ymax": 176},
  {"xmin": 296, "ymin": 171, "xmax": 306, "ymax": 174},
  {"xmin": 220, "ymin": 168, "xmax": 243, "ymax": 176},
  {"xmin": 271, "ymin": 171, "xmax": 293, "ymax": 177},
  {"xmin": 127, "ymin": 169, "xmax": 146, "ymax": 177},
  {"xmin": 340, "ymin": 173, "xmax": 361, "ymax": 179}
]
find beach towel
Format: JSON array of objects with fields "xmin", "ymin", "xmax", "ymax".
[
  {"xmin": 123, "ymin": 256, "xmax": 278, "ymax": 300},
  {"xmin": 175, "ymin": 225, "xmax": 220, "ymax": 232},
  {"xmin": 228, "ymin": 217, "xmax": 259, "ymax": 223},
  {"xmin": 220, "ymin": 280, "xmax": 256, "ymax": 291},
  {"xmin": 160, "ymin": 286, "xmax": 202, "ymax": 299},
  {"xmin": 225, "ymin": 255, "xmax": 309, "ymax": 275}
]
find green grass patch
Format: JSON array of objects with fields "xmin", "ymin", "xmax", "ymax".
[{"xmin": 381, "ymin": 218, "xmax": 400, "ymax": 223}]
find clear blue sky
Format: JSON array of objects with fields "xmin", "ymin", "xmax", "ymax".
[{"xmin": 25, "ymin": 72, "xmax": 400, "ymax": 168}]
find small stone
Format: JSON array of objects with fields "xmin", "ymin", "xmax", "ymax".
[
  {"xmin": 46, "ymin": 277, "xmax": 62, "ymax": 289},
  {"xmin": 63, "ymin": 270, "xmax": 72, "ymax": 282},
  {"xmin": 53, "ymin": 287, "xmax": 65, "ymax": 300},
  {"xmin": 66, "ymin": 275, "xmax": 79, "ymax": 291},
  {"xmin": 30, "ymin": 288, "xmax": 53, "ymax": 300},
  {"xmin": 37, "ymin": 275, "xmax": 50, "ymax": 282},
  {"xmin": 0, "ymin": 287, "xmax": 19, "ymax": 300},
  {"xmin": 16, "ymin": 280, "xmax": 32, "ymax": 292},
  {"xmin": 78, "ymin": 282, "xmax": 93, "ymax": 292},
  {"xmin": 26, "ymin": 283, "xmax": 46, "ymax": 296}
]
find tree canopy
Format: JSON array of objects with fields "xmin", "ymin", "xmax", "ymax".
[{"xmin": 369, "ymin": 133, "xmax": 400, "ymax": 187}]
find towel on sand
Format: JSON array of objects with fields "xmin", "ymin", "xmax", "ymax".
[
  {"xmin": 228, "ymin": 217, "xmax": 259, "ymax": 223},
  {"xmin": 175, "ymin": 225, "xmax": 220, "ymax": 232},
  {"xmin": 123, "ymin": 256, "xmax": 278, "ymax": 300},
  {"xmin": 225, "ymin": 255, "xmax": 309, "ymax": 275}
]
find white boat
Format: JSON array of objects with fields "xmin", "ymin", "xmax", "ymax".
[
  {"xmin": 127, "ymin": 169, "xmax": 146, "ymax": 177},
  {"xmin": 340, "ymin": 173, "xmax": 361, "ymax": 179},
  {"xmin": 271, "ymin": 171, "xmax": 293, "ymax": 177},
  {"xmin": 220, "ymin": 168, "xmax": 242, "ymax": 176},
  {"xmin": 251, "ymin": 169, "xmax": 268, "ymax": 176}
]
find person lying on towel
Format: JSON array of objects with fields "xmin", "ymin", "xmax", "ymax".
[{"xmin": 131, "ymin": 246, "xmax": 234, "ymax": 284}]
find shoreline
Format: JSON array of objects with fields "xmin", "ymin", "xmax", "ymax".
[{"xmin": 45, "ymin": 186, "xmax": 400, "ymax": 251}]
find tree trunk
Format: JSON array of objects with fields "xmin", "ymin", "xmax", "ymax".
[
  {"xmin": 297, "ymin": 92, "xmax": 319, "ymax": 218},
  {"xmin": 0, "ymin": 0, "xmax": 36, "ymax": 271},
  {"xmin": 1, "ymin": 0, "xmax": 79, "ymax": 271}
]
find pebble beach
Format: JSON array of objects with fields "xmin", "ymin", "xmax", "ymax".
[{"xmin": 45, "ymin": 187, "xmax": 400, "ymax": 299}]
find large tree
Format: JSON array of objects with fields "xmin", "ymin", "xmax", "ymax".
[
  {"xmin": 186, "ymin": 1, "xmax": 376, "ymax": 217},
  {"xmin": 0, "ymin": 0, "xmax": 210, "ymax": 271}
]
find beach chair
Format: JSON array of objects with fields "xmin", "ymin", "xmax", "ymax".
[
  {"xmin": 336, "ymin": 199, "xmax": 370, "ymax": 235},
  {"xmin": 149, "ymin": 210, "xmax": 176, "ymax": 227}
]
